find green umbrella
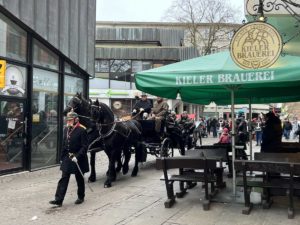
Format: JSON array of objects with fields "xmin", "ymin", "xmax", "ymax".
[
  {"xmin": 135, "ymin": 50, "xmax": 300, "ymax": 196},
  {"xmin": 135, "ymin": 51, "xmax": 300, "ymax": 104}
]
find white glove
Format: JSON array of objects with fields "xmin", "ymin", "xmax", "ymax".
[
  {"xmin": 133, "ymin": 109, "xmax": 137, "ymax": 113},
  {"xmin": 140, "ymin": 108, "xmax": 144, "ymax": 112},
  {"xmin": 72, "ymin": 156, "xmax": 78, "ymax": 163}
]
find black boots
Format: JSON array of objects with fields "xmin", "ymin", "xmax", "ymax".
[
  {"xmin": 74, "ymin": 198, "xmax": 84, "ymax": 204},
  {"xmin": 49, "ymin": 200, "xmax": 62, "ymax": 207}
]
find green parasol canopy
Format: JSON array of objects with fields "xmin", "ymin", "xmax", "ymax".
[{"xmin": 135, "ymin": 51, "xmax": 300, "ymax": 104}]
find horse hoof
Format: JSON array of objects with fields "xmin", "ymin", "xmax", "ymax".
[
  {"xmin": 122, "ymin": 165, "xmax": 129, "ymax": 175},
  {"xmin": 104, "ymin": 182, "xmax": 112, "ymax": 188},
  {"xmin": 131, "ymin": 168, "xmax": 138, "ymax": 177},
  {"xmin": 116, "ymin": 166, "xmax": 122, "ymax": 173},
  {"xmin": 88, "ymin": 176, "xmax": 96, "ymax": 183}
]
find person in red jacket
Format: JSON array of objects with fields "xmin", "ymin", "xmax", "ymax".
[{"xmin": 218, "ymin": 127, "xmax": 231, "ymax": 144}]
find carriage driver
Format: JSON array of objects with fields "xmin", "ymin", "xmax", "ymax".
[
  {"xmin": 49, "ymin": 111, "xmax": 89, "ymax": 207},
  {"xmin": 132, "ymin": 93, "xmax": 152, "ymax": 119},
  {"xmin": 148, "ymin": 96, "xmax": 169, "ymax": 133}
]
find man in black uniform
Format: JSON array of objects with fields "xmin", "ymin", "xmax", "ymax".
[
  {"xmin": 49, "ymin": 111, "xmax": 89, "ymax": 206},
  {"xmin": 132, "ymin": 93, "xmax": 152, "ymax": 119}
]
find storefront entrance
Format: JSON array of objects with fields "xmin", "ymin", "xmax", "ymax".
[{"xmin": 0, "ymin": 99, "xmax": 26, "ymax": 172}]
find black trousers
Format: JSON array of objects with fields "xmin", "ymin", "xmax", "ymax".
[{"xmin": 55, "ymin": 171, "xmax": 85, "ymax": 202}]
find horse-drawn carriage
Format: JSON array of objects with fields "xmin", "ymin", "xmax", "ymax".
[{"xmin": 136, "ymin": 112, "xmax": 198, "ymax": 161}]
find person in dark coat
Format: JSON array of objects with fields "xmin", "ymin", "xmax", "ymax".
[
  {"xmin": 132, "ymin": 93, "xmax": 152, "ymax": 119},
  {"xmin": 49, "ymin": 111, "xmax": 89, "ymax": 206},
  {"xmin": 261, "ymin": 112, "xmax": 282, "ymax": 152}
]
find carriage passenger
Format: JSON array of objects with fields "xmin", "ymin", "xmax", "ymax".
[
  {"xmin": 148, "ymin": 97, "xmax": 169, "ymax": 133},
  {"xmin": 132, "ymin": 93, "xmax": 152, "ymax": 120}
]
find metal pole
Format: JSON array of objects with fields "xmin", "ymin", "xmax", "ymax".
[
  {"xmin": 74, "ymin": 161, "xmax": 94, "ymax": 192},
  {"xmin": 231, "ymin": 89, "xmax": 236, "ymax": 196},
  {"xmin": 249, "ymin": 98, "xmax": 253, "ymax": 161}
]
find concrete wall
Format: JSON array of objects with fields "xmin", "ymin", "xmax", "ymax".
[{"xmin": 0, "ymin": 0, "xmax": 96, "ymax": 75}]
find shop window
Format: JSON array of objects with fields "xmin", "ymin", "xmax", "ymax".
[
  {"xmin": 110, "ymin": 60, "xmax": 131, "ymax": 73},
  {"xmin": 0, "ymin": 64, "xmax": 27, "ymax": 98},
  {"xmin": 111, "ymin": 99, "xmax": 132, "ymax": 119},
  {"xmin": 31, "ymin": 68, "xmax": 58, "ymax": 169},
  {"xmin": 33, "ymin": 40, "xmax": 59, "ymax": 70},
  {"xmin": 0, "ymin": 13, "xmax": 27, "ymax": 61}
]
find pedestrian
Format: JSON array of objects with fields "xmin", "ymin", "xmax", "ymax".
[
  {"xmin": 254, "ymin": 117, "xmax": 263, "ymax": 146},
  {"xmin": 218, "ymin": 127, "xmax": 231, "ymax": 144},
  {"xmin": 283, "ymin": 118, "xmax": 292, "ymax": 140},
  {"xmin": 49, "ymin": 111, "xmax": 89, "ymax": 207},
  {"xmin": 261, "ymin": 112, "xmax": 282, "ymax": 152}
]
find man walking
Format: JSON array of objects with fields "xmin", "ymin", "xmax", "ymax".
[{"xmin": 49, "ymin": 111, "xmax": 89, "ymax": 206}]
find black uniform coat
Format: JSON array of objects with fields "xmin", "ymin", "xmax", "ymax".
[{"xmin": 60, "ymin": 123, "xmax": 89, "ymax": 174}]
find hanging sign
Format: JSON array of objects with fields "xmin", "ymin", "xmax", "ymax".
[
  {"xmin": 230, "ymin": 22, "xmax": 282, "ymax": 69},
  {"xmin": 0, "ymin": 60, "xmax": 6, "ymax": 88}
]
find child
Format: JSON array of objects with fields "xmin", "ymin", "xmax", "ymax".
[{"xmin": 218, "ymin": 128, "xmax": 231, "ymax": 144}]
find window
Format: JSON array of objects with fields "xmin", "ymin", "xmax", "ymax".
[
  {"xmin": 132, "ymin": 61, "xmax": 152, "ymax": 72},
  {"xmin": 31, "ymin": 68, "xmax": 59, "ymax": 169},
  {"xmin": 0, "ymin": 13, "xmax": 27, "ymax": 61},
  {"xmin": 95, "ymin": 60, "xmax": 109, "ymax": 73},
  {"xmin": 110, "ymin": 60, "xmax": 131, "ymax": 89},
  {"xmin": 0, "ymin": 64, "xmax": 27, "ymax": 97},
  {"xmin": 33, "ymin": 40, "xmax": 59, "ymax": 70},
  {"xmin": 64, "ymin": 75, "xmax": 84, "ymax": 108}
]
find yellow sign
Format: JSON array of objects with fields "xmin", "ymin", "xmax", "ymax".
[
  {"xmin": 230, "ymin": 22, "xmax": 282, "ymax": 69},
  {"xmin": 0, "ymin": 60, "xmax": 6, "ymax": 88}
]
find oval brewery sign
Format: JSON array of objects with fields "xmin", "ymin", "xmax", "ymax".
[{"xmin": 230, "ymin": 22, "xmax": 282, "ymax": 69}]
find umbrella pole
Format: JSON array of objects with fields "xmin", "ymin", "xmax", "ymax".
[
  {"xmin": 230, "ymin": 89, "xmax": 236, "ymax": 197},
  {"xmin": 249, "ymin": 98, "xmax": 253, "ymax": 161}
]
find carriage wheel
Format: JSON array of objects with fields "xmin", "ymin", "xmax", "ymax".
[{"xmin": 160, "ymin": 138, "xmax": 174, "ymax": 157}]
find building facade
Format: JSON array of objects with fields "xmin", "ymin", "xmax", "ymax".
[
  {"xmin": 91, "ymin": 21, "xmax": 243, "ymax": 118},
  {"xmin": 0, "ymin": 0, "xmax": 96, "ymax": 174}
]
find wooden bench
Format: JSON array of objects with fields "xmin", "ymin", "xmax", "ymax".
[
  {"xmin": 197, "ymin": 144, "xmax": 247, "ymax": 177},
  {"xmin": 156, "ymin": 157, "xmax": 217, "ymax": 210},
  {"xmin": 186, "ymin": 148, "xmax": 227, "ymax": 188},
  {"xmin": 235, "ymin": 159, "xmax": 300, "ymax": 219}
]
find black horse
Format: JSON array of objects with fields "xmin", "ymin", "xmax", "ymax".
[
  {"xmin": 90, "ymin": 99, "xmax": 143, "ymax": 187},
  {"xmin": 65, "ymin": 94, "xmax": 143, "ymax": 188}
]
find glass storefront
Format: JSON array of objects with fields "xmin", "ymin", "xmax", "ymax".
[
  {"xmin": 31, "ymin": 69, "xmax": 58, "ymax": 169},
  {"xmin": 0, "ymin": 100, "xmax": 24, "ymax": 170},
  {"xmin": 0, "ymin": 10, "xmax": 88, "ymax": 174}
]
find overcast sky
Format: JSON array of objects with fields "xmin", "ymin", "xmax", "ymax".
[{"xmin": 96, "ymin": 0, "xmax": 245, "ymax": 23}]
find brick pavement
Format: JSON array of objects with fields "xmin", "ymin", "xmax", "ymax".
[{"xmin": 1, "ymin": 137, "xmax": 300, "ymax": 225}]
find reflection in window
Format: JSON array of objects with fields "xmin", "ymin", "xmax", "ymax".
[
  {"xmin": 33, "ymin": 40, "xmax": 59, "ymax": 70},
  {"xmin": 64, "ymin": 75, "xmax": 84, "ymax": 108},
  {"xmin": 31, "ymin": 68, "xmax": 58, "ymax": 169},
  {"xmin": 0, "ymin": 101, "xmax": 24, "ymax": 170},
  {"xmin": 0, "ymin": 64, "xmax": 27, "ymax": 97},
  {"xmin": 0, "ymin": 13, "xmax": 27, "ymax": 61},
  {"xmin": 110, "ymin": 60, "xmax": 131, "ymax": 73}
]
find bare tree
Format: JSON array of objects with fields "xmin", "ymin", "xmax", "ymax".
[{"xmin": 163, "ymin": 0, "xmax": 240, "ymax": 55}]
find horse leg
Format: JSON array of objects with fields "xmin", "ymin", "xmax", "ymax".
[
  {"xmin": 115, "ymin": 152, "xmax": 122, "ymax": 173},
  {"xmin": 88, "ymin": 151, "xmax": 96, "ymax": 182},
  {"xmin": 122, "ymin": 144, "xmax": 131, "ymax": 175},
  {"xmin": 131, "ymin": 142, "xmax": 141, "ymax": 177},
  {"xmin": 104, "ymin": 151, "xmax": 117, "ymax": 188}
]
